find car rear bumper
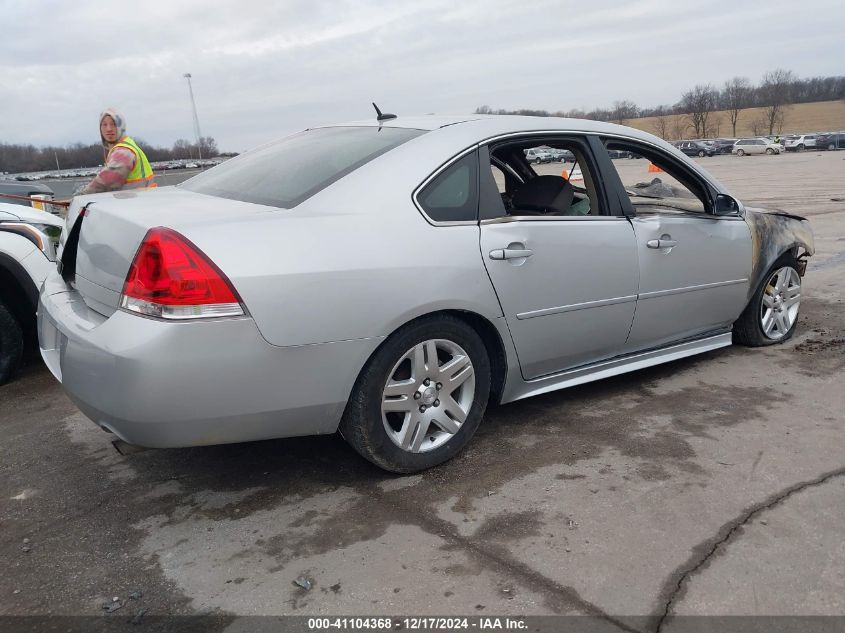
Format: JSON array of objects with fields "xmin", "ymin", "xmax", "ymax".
[{"xmin": 37, "ymin": 271, "xmax": 380, "ymax": 448}]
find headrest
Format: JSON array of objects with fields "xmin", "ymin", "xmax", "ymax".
[{"xmin": 512, "ymin": 175, "xmax": 574, "ymax": 214}]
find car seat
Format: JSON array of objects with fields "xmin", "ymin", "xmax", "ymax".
[{"xmin": 511, "ymin": 175, "xmax": 574, "ymax": 215}]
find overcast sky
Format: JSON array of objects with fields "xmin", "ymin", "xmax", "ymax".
[{"xmin": 1, "ymin": 0, "xmax": 843, "ymax": 152}]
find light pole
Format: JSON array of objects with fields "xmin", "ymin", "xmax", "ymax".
[{"xmin": 183, "ymin": 73, "xmax": 203, "ymax": 160}]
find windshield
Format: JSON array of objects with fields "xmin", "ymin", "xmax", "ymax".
[{"xmin": 181, "ymin": 126, "xmax": 426, "ymax": 208}]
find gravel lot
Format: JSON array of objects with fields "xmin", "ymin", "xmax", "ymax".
[{"xmin": 2, "ymin": 151, "xmax": 844, "ymax": 630}]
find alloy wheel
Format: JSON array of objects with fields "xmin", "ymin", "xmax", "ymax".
[
  {"xmin": 760, "ymin": 266, "xmax": 801, "ymax": 340},
  {"xmin": 381, "ymin": 339, "xmax": 475, "ymax": 453}
]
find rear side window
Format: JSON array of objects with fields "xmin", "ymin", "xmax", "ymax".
[
  {"xmin": 181, "ymin": 126, "xmax": 425, "ymax": 209},
  {"xmin": 417, "ymin": 151, "xmax": 478, "ymax": 223}
]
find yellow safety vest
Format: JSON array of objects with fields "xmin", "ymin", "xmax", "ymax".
[{"xmin": 109, "ymin": 136, "xmax": 157, "ymax": 190}]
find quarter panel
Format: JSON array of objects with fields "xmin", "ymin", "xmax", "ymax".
[{"xmin": 39, "ymin": 276, "xmax": 382, "ymax": 446}]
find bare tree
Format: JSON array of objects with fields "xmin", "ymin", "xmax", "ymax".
[
  {"xmin": 474, "ymin": 105, "xmax": 493, "ymax": 114},
  {"xmin": 611, "ymin": 100, "xmax": 639, "ymax": 125},
  {"xmin": 198, "ymin": 136, "xmax": 219, "ymax": 157},
  {"xmin": 679, "ymin": 84, "xmax": 718, "ymax": 138},
  {"xmin": 670, "ymin": 111, "xmax": 690, "ymax": 140},
  {"xmin": 722, "ymin": 77, "xmax": 751, "ymax": 136},
  {"xmin": 706, "ymin": 113, "xmax": 721, "ymax": 138},
  {"xmin": 759, "ymin": 69, "xmax": 796, "ymax": 134},
  {"xmin": 651, "ymin": 105, "xmax": 671, "ymax": 139}
]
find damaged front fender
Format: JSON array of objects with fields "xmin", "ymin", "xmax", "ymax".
[{"xmin": 743, "ymin": 207, "xmax": 814, "ymax": 300}]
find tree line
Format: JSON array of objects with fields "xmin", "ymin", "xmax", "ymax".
[
  {"xmin": 475, "ymin": 70, "xmax": 845, "ymax": 139},
  {"xmin": 0, "ymin": 137, "xmax": 219, "ymax": 175}
]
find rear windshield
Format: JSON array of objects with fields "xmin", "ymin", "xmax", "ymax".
[{"xmin": 181, "ymin": 126, "xmax": 426, "ymax": 208}]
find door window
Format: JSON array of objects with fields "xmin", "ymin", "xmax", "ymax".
[
  {"xmin": 600, "ymin": 140, "xmax": 711, "ymax": 215},
  {"xmin": 480, "ymin": 137, "xmax": 606, "ymax": 219}
]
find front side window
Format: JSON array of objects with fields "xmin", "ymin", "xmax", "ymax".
[
  {"xmin": 601, "ymin": 140, "xmax": 710, "ymax": 215},
  {"xmin": 182, "ymin": 126, "xmax": 425, "ymax": 209},
  {"xmin": 417, "ymin": 151, "xmax": 478, "ymax": 223}
]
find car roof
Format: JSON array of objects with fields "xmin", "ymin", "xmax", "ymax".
[
  {"xmin": 320, "ymin": 114, "xmax": 668, "ymax": 146},
  {"xmin": 311, "ymin": 114, "xmax": 732, "ymax": 198}
]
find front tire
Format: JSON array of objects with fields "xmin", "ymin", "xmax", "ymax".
[
  {"xmin": 733, "ymin": 257, "xmax": 802, "ymax": 346},
  {"xmin": 797, "ymin": 144, "xmax": 805, "ymax": 152},
  {"xmin": 829, "ymin": 143, "xmax": 836, "ymax": 151},
  {"xmin": 0, "ymin": 299, "xmax": 24, "ymax": 385},
  {"xmin": 698, "ymin": 150, "xmax": 705, "ymax": 157},
  {"xmin": 340, "ymin": 316, "xmax": 491, "ymax": 473},
  {"xmin": 736, "ymin": 149, "xmax": 745, "ymax": 156},
  {"xmin": 766, "ymin": 148, "xmax": 775, "ymax": 155}
]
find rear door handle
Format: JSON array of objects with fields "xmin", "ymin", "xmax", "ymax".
[
  {"xmin": 647, "ymin": 238, "xmax": 678, "ymax": 249},
  {"xmin": 489, "ymin": 248, "xmax": 534, "ymax": 260}
]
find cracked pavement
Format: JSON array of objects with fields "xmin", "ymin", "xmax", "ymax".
[{"xmin": 1, "ymin": 153, "xmax": 844, "ymax": 629}]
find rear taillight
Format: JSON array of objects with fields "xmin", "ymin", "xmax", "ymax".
[{"xmin": 120, "ymin": 227, "xmax": 244, "ymax": 320}]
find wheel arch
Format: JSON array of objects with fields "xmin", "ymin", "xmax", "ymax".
[
  {"xmin": 742, "ymin": 209, "xmax": 814, "ymax": 306},
  {"xmin": 349, "ymin": 308, "xmax": 510, "ymax": 408},
  {"xmin": 0, "ymin": 252, "xmax": 38, "ymax": 337}
]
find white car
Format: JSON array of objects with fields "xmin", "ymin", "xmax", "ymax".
[
  {"xmin": 0, "ymin": 202, "xmax": 62, "ymax": 384},
  {"xmin": 523, "ymin": 147, "xmax": 554, "ymax": 164},
  {"xmin": 732, "ymin": 138, "xmax": 783, "ymax": 156},
  {"xmin": 784, "ymin": 134, "xmax": 817, "ymax": 152}
]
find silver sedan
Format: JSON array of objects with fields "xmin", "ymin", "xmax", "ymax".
[{"xmin": 38, "ymin": 115, "xmax": 814, "ymax": 472}]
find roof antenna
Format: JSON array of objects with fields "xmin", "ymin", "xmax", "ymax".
[{"xmin": 372, "ymin": 102, "xmax": 397, "ymax": 122}]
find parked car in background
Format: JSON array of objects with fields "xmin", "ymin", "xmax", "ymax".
[
  {"xmin": 674, "ymin": 140, "xmax": 714, "ymax": 157},
  {"xmin": 784, "ymin": 134, "xmax": 818, "ymax": 152},
  {"xmin": 39, "ymin": 115, "xmax": 814, "ymax": 473},
  {"xmin": 709, "ymin": 139, "xmax": 737, "ymax": 154},
  {"xmin": 815, "ymin": 132, "xmax": 845, "ymax": 150},
  {"xmin": 0, "ymin": 181, "xmax": 58, "ymax": 213},
  {"xmin": 543, "ymin": 147, "xmax": 572, "ymax": 162},
  {"xmin": 606, "ymin": 149, "xmax": 635, "ymax": 159},
  {"xmin": 524, "ymin": 147, "xmax": 554, "ymax": 164},
  {"xmin": 733, "ymin": 138, "xmax": 783, "ymax": 156},
  {"xmin": 0, "ymin": 201, "xmax": 62, "ymax": 384}
]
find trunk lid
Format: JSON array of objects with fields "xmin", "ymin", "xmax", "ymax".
[{"xmin": 64, "ymin": 187, "xmax": 275, "ymax": 316}]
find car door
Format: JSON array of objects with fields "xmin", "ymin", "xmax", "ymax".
[
  {"xmin": 598, "ymin": 138, "xmax": 752, "ymax": 351},
  {"xmin": 478, "ymin": 138, "xmax": 639, "ymax": 380}
]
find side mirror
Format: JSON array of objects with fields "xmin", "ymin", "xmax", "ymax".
[{"xmin": 714, "ymin": 194, "xmax": 739, "ymax": 215}]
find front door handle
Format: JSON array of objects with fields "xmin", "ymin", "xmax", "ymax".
[
  {"xmin": 647, "ymin": 238, "xmax": 678, "ymax": 249},
  {"xmin": 489, "ymin": 248, "xmax": 534, "ymax": 260}
]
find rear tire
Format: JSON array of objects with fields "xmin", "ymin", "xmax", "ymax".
[
  {"xmin": 340, "ymin": 316, "xmax": 491, "ymax": 473},
  {"xmin": 0, "ymin": 299, "xmax": 24, "ymax": 385},
  {"xmin": 733, "ymin": 255, "xmax": 802, "ymax": 347}
]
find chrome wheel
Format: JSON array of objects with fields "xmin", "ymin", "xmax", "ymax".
[
  {"xmin": 760, "ymin": 266, "xmax": 800, "ymax": 340},
  {"xmin": 381, "ymin": 339, "xmax": 475, "ymax": 453}
]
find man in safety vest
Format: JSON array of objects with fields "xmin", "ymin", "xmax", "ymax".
[{"xmin": 76, "ymin": 108, "xmax": 156, "ymax": 194}]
